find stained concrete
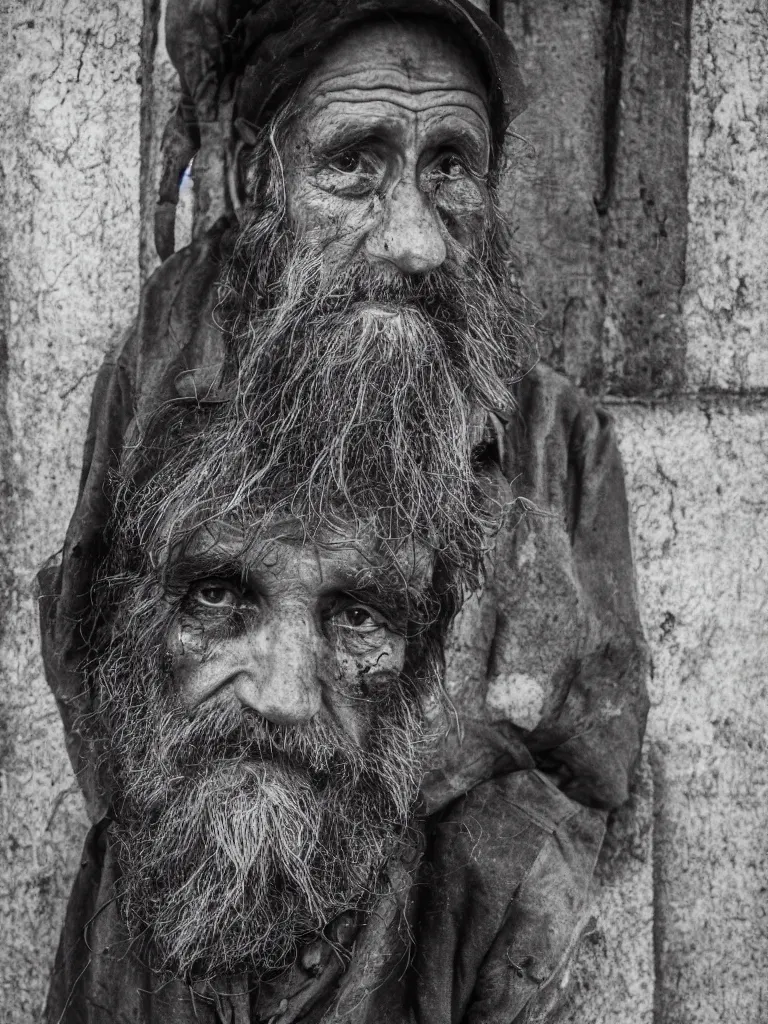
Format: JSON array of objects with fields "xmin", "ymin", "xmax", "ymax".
[
  {"xmin": 620, "ymin": 399, "xmax": 768, "ymax": 1024},
  {"xmin": 502, "ymin": 0, "xmax": 607, "ymax": 386},
  {"xmin": 684, "ymin": 0, "xmax": 768, "ymax": 390},
  {"xmin": 503, "ymin": 0, "xmax": 690, "ymax": 395},
  {"xmin": 559, "ymin": 396, "xmax": 768, "ymax": 1023}
]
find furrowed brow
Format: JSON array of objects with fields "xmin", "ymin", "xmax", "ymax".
[
  {"xmin": 162, "ymin": 548, "xmax": 250, "ymax": 593},
  {"xmin": 311, "ymin": 120, "xmax": 393, "ymax": 158},
  {"xmin": 335, "ymin": 563, "xmax": 433, "ymax": 625}
]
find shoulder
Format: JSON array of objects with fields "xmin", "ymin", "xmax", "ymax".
[
  {"xmin": 502, "ymin": 362, "xmax": 622, "ymax": 508},
  {"xmin": 510, "ymin": 362, "xmax": 615, "ymax": 448},
  {"xmin": 412, "ymin": 772, "xmax": 605, "ymax": 1021},
  {"xmin": 102, "ymin": 217, "xmax": 235, "ymax": 417},
  {"xmin": 427, "ymin": 770, "xmax": 599, "ymax": 892}
]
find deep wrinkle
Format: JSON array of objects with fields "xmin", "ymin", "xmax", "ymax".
[
  {"xmin": 285, "ymin": 19, "xmax": 492, "ymax": 260},
  {"xmin": 165, "ymin": 526, "xmax": 427, "ymax": 744}
]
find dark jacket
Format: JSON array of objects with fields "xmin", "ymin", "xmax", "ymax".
[{"xmin": 46, "ymin": 771, "xmax": 605, "ymax": 1023}]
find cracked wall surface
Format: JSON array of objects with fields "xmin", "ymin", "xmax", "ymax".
[
  {"xmin": 684, "ymin": 1, "xmax": 768, "ymax": 389},
  {"xmin": 0, "ymin": 0, "xmax": 141, "ymax": 1016},
  {"xmin": 0, "ymin": 0, "xmax": 766, "ymax": 1020},
  {"xmin": 620, "ymin": 400, "xmax": 768, "ymax": 1023}
]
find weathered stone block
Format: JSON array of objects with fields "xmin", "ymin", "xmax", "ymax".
[
  {"xmin": 617, "ymin": 399, "xmax": 768, "ymax": 1023},
  {"xmin": 503, "ymin": 0, "xmax": 607, "ymax": 386},
  {"xmin": 503, "ymin": 0, "xmax": 690, "ymax": 396},
  {"xmin": 684, "ymin": 0, "xmax": 768, "ymax": 390}
]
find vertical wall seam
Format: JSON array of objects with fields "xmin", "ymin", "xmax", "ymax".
[
  {"xmin": 595, "ymin": 0, "xmax": 632, "ymax": 217},
  {"xmin": 650, "ymin": 740, "xmax": 666, "ymax": 1024},
  {"xmin": 590, "ymin": 0, "xmax": 632, "ymax": 394},
  {"xmin": 139, "ymin": 0, "xmax": 161, "ymax": 282},
  {"xmin": 679, "ymin": 0, "xmax": 694, "ymax": 390},
  {"xmin": 0, "ymin": 161, "xmax": 17, "ymax": 689}
]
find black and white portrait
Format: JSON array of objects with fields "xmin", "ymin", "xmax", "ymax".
[{"xmin": 0, "ymin": 1, "xmax": 765, "ymax": 1021}]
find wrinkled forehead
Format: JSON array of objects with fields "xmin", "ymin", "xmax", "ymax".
[
  {"xmin": 297, "ymin": 16, "xmax": 490, "ymax": 125},
  {"xmin": 172, "ymin": 517, "xmax": 436, "ymax": 589}
]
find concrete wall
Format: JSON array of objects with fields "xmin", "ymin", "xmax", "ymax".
[
  {"xmin": 0, "ymin": 1, "xmax": 141, "ymax": 1016},
  {"xmin": 0, "ymin": 0, "xmax": 765, "ymax": 1019}
]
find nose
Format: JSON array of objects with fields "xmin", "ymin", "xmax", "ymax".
[
  {"xmin": 232, "ymin": 617, "xmax": 323, "ymax": 726},
  {"xmin": 365, "ymin": 179, "xmax": 447, "ymax": 275}
]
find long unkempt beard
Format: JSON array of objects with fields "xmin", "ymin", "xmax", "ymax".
[
  {"xmin": 120, "ymin": 162, "xmax": 534, "ymax": 598},
  {"xmin": 97, "ymin": 601, "xmax": 429, "ymax": 983},
  {"xmin": 169, "ymin": 190, "xmax": 536, "ymax": 591}
]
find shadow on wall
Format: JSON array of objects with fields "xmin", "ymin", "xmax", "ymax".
[{"xmin": 503, "ymin": 0, "xmax": 690, "ymax": 396}]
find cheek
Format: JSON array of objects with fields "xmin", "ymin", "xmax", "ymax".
[
  {"xmin": 167, "ymin": 615, "xmax": 206, "ymax": 665},
  {"xmin": 287, "ymin": 177, "xmax": 381, "ymax": 253},
  {"xmin": 328, "ymin": 636, "xmax": 406, "ymax": 745},
  {"xmin": 165, "ymin": 616, "xmax": 236, "ymax": 711},
  {"xmin": 434, "ymin": 179, "xmax": 490, "ymax": 248},
  {"xmin": 333, "ymin": 634, "xmax": 407, "ymax": 691},
  {"xmin": 164, "ymin": 618, "xmax": 203, "ymax": 702}
]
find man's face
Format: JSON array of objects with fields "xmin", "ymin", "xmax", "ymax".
[
  {"xmin": 283, "ymin": 18, "xmax": 492, "ymax": 273},
  {"xmin": 98, "ymin": 514, "xmax": 436, "ymax": 982},
  {"xmin": 167, "ymin": 521, "xmax": 430, "ymax": 745}
]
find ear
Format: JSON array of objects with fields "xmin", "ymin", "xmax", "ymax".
[{"xmin": 229, "ymin": 120, "xmax": 260, "ymax": 223}]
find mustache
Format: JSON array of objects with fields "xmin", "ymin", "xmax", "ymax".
[
  {"xmin": 276, "ymin": 252, "xmax": 488, "ymax": 311},
  {"xmin": 118, "ymin": 687, "xmax": 410, "ymax": 796},
  {"xmin": 225, "ymin": 230, "xmax": 527, "ymax": 380}
]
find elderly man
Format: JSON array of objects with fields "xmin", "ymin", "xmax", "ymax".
[{"xmin": 40, "ymin": 0, "xmax": 649, "ymax": 1020}]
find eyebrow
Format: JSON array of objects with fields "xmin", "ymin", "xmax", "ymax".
[
  {"xmin": 161, "ymin": 545, "xmax": 253, "ymax": 594},
  {"xmin": 311, "ymin": 120, "xmax": 392, "ymax": 158},
  {"xmin": 162, "ymin": 533, "xmax": 435, "ymax": 624},
  {"xmin": 311, "ymin": 115, "xmax": 489, "ymax": 167},
  {"xmin": 328, "ymin": 561, "xmax": 434, "ymax": 628}
]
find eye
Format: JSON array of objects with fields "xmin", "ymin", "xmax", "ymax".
[
  {"xmin": 187, "ymin": 579, "xmax": 244, "ymax": 610},
  {"xmin": 422, "ymin": 152, "xmax": 483, "ymax": 197},
  {"xmin": 435, "ymin": 154, "xmax": 465, "ymax": 180},
  {"xmin": 328, "ymin": 150, "xmax": 364, "ymax": 174},
  {"xmin": 337, "ymin": 606, "xmax": 379, "ymax": 630},
  {"xmin": 315, "ymin": 146, "xmax": 384, "ymax": 198},
  {"xmin": 327, "ymin": 599, "xmax": 389, "ymax": 635}
]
